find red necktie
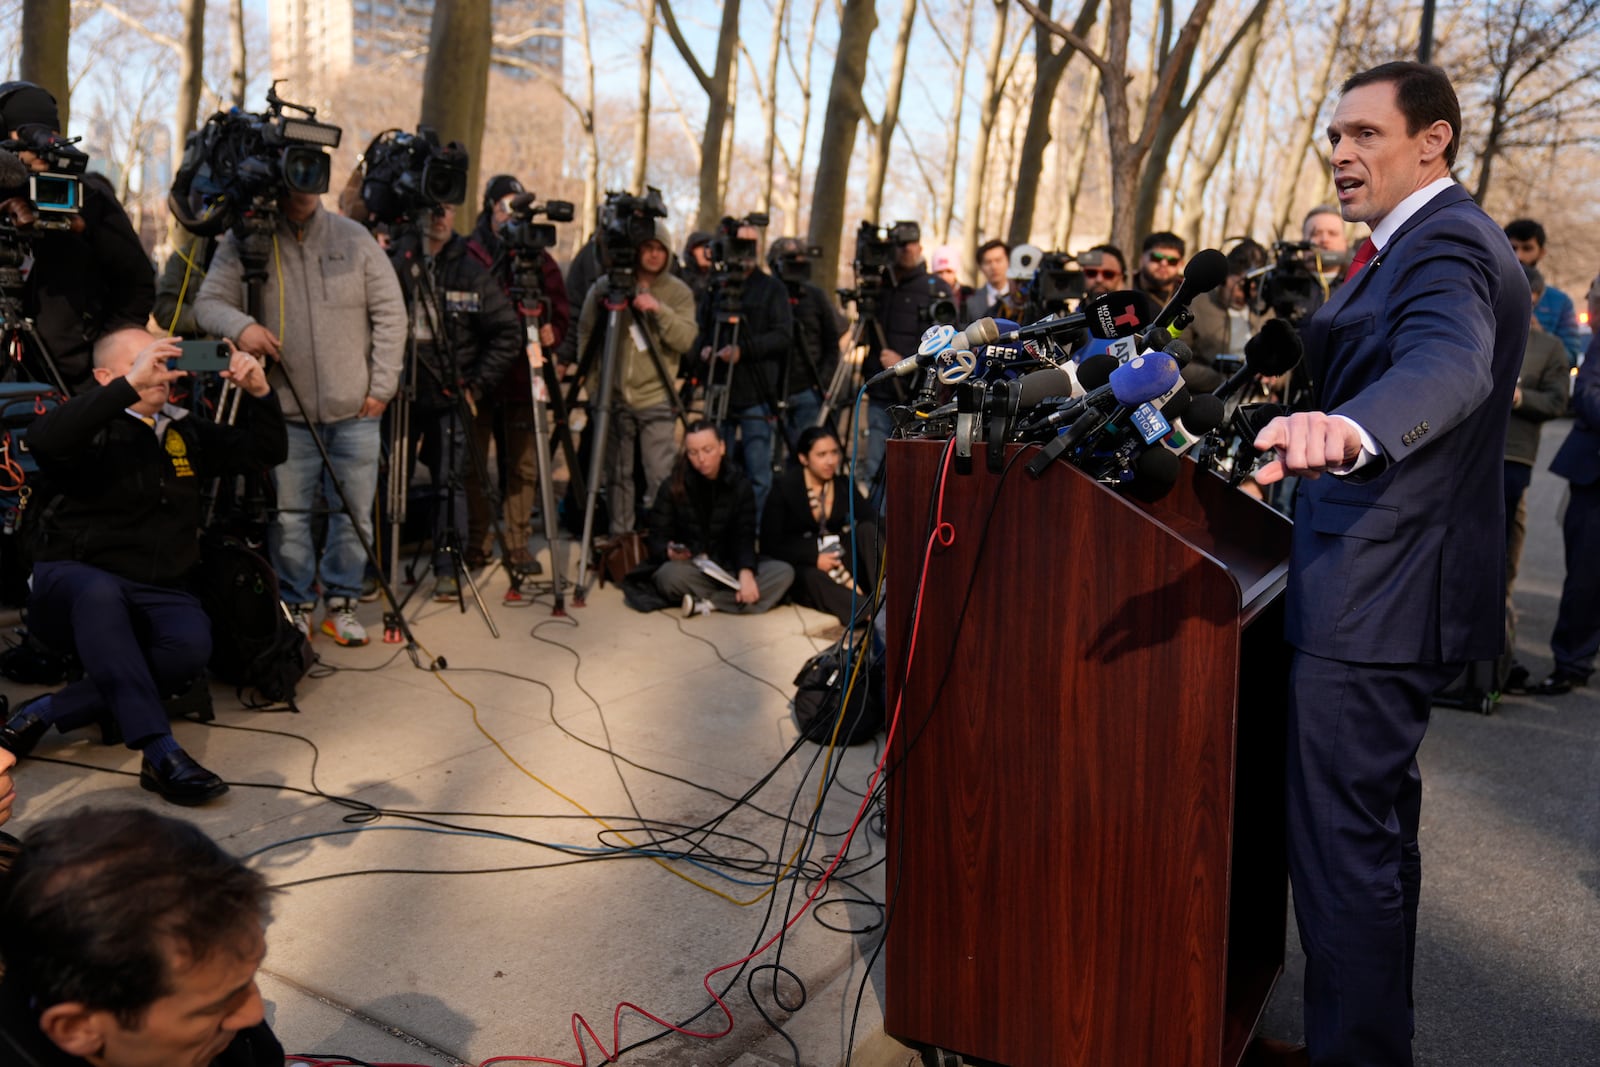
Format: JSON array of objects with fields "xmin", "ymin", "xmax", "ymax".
[{"xmin": 1346, "ymin": 239, "xmax": 1377, "ymax": 279}]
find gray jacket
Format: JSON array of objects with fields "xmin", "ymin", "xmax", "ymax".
[{"xmin": 194, "ymin": 207, "xmax": 406, "ymax": 424}]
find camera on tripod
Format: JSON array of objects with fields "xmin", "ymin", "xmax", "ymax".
[
  {"xmin": 771, "ymin": 242, "xmax": 823, "ymax": 288},
  {"xmin": 501, "ymin": 194, "xmax": 575, "ymax": 255},
  {"xmin": 358, "ymin": 125, "xmax": 469, "ymax": 226},
  {"xmin": 1027, "ymin": 251, "xmax": 1086, "ymax": 320},
  {"xmin": 597, "ymin": 187, "xmax": 669, "ymax": 282},
  {"xmin": 838, "ymin": 219, "xmax": 920, "ymax": 313},
  {"xmin": 0, "ymin": 126, "xmax": 88, "ymax": 230},
  {"xmin": 168, "ymin": 84, "xmax": 343, "ymax": 237},
  {"xmin": 709, "ymin": 212, "xmax": 769, "ymax": 275},
  {"xmin": 1244, "ymin": 241, "xmax": 1334, "ymax": 324}
]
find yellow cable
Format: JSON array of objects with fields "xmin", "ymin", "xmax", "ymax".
[{"xmin": 167, "ymin": 237, "xmax": 200, "ymax": 336}]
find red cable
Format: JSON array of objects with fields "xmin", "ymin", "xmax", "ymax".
[{"xmin": 479, "ymin": 443, "xmax": 960, "ymax": 1067}]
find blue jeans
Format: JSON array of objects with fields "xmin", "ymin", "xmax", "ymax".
[
  {"xmin": 726, "ymin": 403, "xmax": 774, "ymax": 515},
  {"xmin": 784, "ymin": 389, "xmax": 823, "ymax": 443},
  {"xmin": 271, "ymin": 418, "xmax": 382, "ymax": 605},
  {"xmin": 855, "ymin": 400, "xmax": 895, "ymax": 491}
]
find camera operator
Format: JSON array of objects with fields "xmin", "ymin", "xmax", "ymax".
[
  {"xmin": 1186, "ymin": 239, "xmax": 1269, "ymax": 392},
  {"xmin": 465, "ymin": 175, "xmax": 571, "ymax": 572},
  {"xmin": 0, "ymin": 328, "xmax": 285, "ymax": 805},
  {"xmin": 389, "ymin": 201, "xmax": 520, "ymax": 599},
  {"xmin": 576, "ymin": 219, "xmax": 698, "ymax": 537},
  {"xmin": 860, "ymin": 225, "xmax": 954, "ymax": 487},
  {"xmin": 681, "ymin": 230, "xmax": 715, "ymax": 301},
  {"xmin": 194, "ymin": 189, "xmax": 406, "ymax": 647},
  {"xmin": 0, "ymin": 808, "xmax": 284, "ymax": 1067},
  {"xmin": 693, "ymin": 221, "xmax": 794, "ymax": 513},
  {"xmin": 0, "ymin": 82, "xmax": 155, "ymax": 391},
  {"xmin": 768, "ymin": 237, "xmax": 846, "ymax": 439}
]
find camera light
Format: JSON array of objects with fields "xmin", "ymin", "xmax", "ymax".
[{"xmin": 280, "ymin": 117, "xmax": 342, "ymax": 148}]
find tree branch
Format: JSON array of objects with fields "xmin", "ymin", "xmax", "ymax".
[
  {"xmin": 1013, "ymin": 0, "xmax": 1114, "ymax": 82},
  {"xmin": 657, "ymin": 0, "xmax": 713, "ymax": 92}
]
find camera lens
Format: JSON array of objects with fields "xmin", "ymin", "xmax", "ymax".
[{"xmin": 281, "ymin": 147, "xmax": 331, "ymax": 195}]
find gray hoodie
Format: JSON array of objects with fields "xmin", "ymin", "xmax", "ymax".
[{"xmin": 194, "ymin": 206, "xmax": 407, "ymax": 424}]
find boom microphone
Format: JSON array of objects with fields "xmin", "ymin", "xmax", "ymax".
[{"xmin": 1143, "ymin": 248, "xmax": 1229, "ymax": 349}]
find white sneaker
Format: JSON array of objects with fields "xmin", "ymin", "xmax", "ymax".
[
  {"xmin": 320, "ymin": 598, "xmax": 369, "ymax": 647},
  {"xmin": 287, "ymin": 602, "xmax": 314, "ymax": 637},
  {"xmin": 680, "ymin": 593, "xmax": 714, "ymax": 618}
]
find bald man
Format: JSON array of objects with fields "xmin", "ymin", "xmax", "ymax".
[{"xmin": 0, "ymin": 328, "xmax": 286, "ymax": 804}]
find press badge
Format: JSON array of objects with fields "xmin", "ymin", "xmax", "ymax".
[
  {"xmin": 629, "ymin": 323, "xmax": 649, "ymax": 350},
  {"xmin": 445, "ymin": 290, "xmax": 481, "ymax": 313}
]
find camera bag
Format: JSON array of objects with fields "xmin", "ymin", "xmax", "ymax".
[
  {"xmin": 198, "ymin": 534, "xmax": 313, "ymax": 709},
  {"xmin": 791, "ymin": 635, "xmax": 883, "ymax": 746}
]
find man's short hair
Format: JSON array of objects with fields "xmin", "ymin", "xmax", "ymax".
[
  {"xmin": 92, "ymin": 326, "xmax": 157, "ymax": 370},
  {"xmin": 1504, "ymin": 218, "xmax": 1547, "ymax": 247},
  {"xmin": 976, "ymin": 238, "xmax": 1009, "ymax": 264},
  {"xmin": 1226, "ymin": 239, "xmax": 1269, "ymax": 275},
  {"xmin": 1142, "ymin": 232, "xmax": 1186, "ymax": 257},
  {"xmin": 0, "ymin": 808, "xmax": 273, "ymax": 1026},
  {"xmin": 1341, "ymin": 61, "xmax": 1461, "ymax": 168},
  {"xmin": 1302, "ymin": 205, "xmax": 1340, "ymax": 234},
  {"xmin": 1084, "ymin": 244, "xmax": 1127, "ymax": 275}
]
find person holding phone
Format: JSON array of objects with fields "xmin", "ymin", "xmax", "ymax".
[{"xmin": 0, "ymin": 327, "xmax": 286, "ymax": 805}]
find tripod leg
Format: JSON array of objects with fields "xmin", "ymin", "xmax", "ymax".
[
  {"xmin": 527, "ymin": 359, "xmax": 567, "ymax": 615},
  {"xmin": 574, "ymin": 306, "xmax": 624, "ymax": 602}
]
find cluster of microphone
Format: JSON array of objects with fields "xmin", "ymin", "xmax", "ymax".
[{"xmin": 888, "ymin": 247, "xmax": 1305, "ymax": 503}]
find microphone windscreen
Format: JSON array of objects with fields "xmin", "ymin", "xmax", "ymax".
[
  {"xmin": 0, "ymin": 148, "xmax": 27, "ymax": 190},
  {"xmin": 1182, "ymin": 248, "xmax": 1230, "ymax": 294},
  {"xmin": 1182, "ymin": 393, "xmax": 1226, "ymax": 435},
  {"xmin": 918, "ymin": 323, "xmax": 958, "ymax": 356},
  {"xmin": 1076, "ymin": 353, "xmax": 1119, "ymax": 391},
  {"xmin": 1109, "ymin": 353, "xmax": 1181, "ymax": 406},
  {"xmin": 1129, "ymin": 447, "xmax": 1181, "ymax": 502},
  {"xmin": 1243, "ymin": 318, "xmax": 1304, "ymax": 376},
  {"xmin": 1084, "ymin": 290, "xmax": 1156, "ymax": 338},
  {"xmin": 1162, "ymin": 338, "xmax": 1195, "ymax": 367},
  {"xmin": 1158, "ymin": 385, "xmax": 1192, "ymax": 422},
  {"xmin": 508, "ymin": 191, "xmax": 538, "ymax": 213},
  {"xmin": 965, "ymin": 317, "xmax": 1000, "ymax": 346},
  {"xmin": 1016, "ymin": 368, "xmax": 1074, "ymax": 408},
  {"xmin": 949, "ymin": 332, "xmax": 972, "ymax": 352}
]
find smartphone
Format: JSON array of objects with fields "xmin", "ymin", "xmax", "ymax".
[{"xmin": 170, "ymin": 340, "xmax": 231, "ymax": 374}]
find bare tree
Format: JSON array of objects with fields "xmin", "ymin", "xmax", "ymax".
[
  {"xmin": 925, "ymin": 0, "xmax": 977, "ymax": 245},
  {"xmin": 808, "ymin": 0, "xmax": 877, "ymax": 297},
  {"xmin": 633, "ymin": 0, "xmax": 656, "ymax": 193},
  {"xmin": 420, "ymin": 0, "xmax": 492, "ymax": 234},
  {"xmin": 1007, "ymin": 0, "xmax": 1101, "ymax": 247},
  {"xmin": 229, "ymin": 0, "xmax": 246, "ymax": 107},
  {"xmin": 1176, "ymin": 4, "xmax": 1267, "ymax": 249},
  {"xmin": 863, "ymin": 0, "xmax": 919, "ymax": 222},
  {"xmin": 658, "ymin": 0, "xmax": 743, "ymax": 231},
  {"xmin": 781, "ymin": 0, "xmax": 825, "ymax": 234},
  {"xmin": 21, "ymin": 0, "xmax": 70, "ymax": 128},
  {"xmin": 959, "ymin": 0, "xmax": 1010, "ymax": 268}
]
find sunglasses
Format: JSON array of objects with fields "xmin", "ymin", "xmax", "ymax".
[
  {"xmin": 1146, "ymin": 252, "xmax": 1181, "ymax": 265},
  {"xmin": 1081, "ymin": 267, "xmax": 1120, "ymax": 279}
]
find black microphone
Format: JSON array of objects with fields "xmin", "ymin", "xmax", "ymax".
[
  {"xmin": 1142, "ymin": 248, "xmax": 1229, "ymax": 350},
  {"xmin": 1213, "ymin": 318, "xmax": 1304, "ymax": 400},
  {"xmin": 1016, "ymin": 353, "xmax": 1118, "ymax": 435},
  {"xmin": 1126, "ymin": 446, "xmax": 1181, "ymax": 501},
  {"xmin": 994, "ymin": 290, "xmax": 1155, "ymax": 345}
]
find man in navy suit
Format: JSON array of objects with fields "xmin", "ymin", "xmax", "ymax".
[{"xmin": 1253, "ymin": 63, "xmax": 1529, "ymax": 1066}]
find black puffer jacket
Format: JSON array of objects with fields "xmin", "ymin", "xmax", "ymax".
[
  {"xmin": 388, "ymin": 233, "xmax": 521, "ymax": 408},
  {"xmin": 784, "ymin": 280, "xmax": 846, "ymax": 398},
  {"xmin": 645, "ymin": 460, "xmax": 759, "ymax": 573},
  {"xmin": 692, "ymin": 268, "xmax": 794, "ymax": 412},
  {"xmin": 28, "ymin": 377, "xmax": 288, "ymax": 588}
]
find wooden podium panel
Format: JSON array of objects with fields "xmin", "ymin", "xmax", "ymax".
[{"xmin": 883, "ymin": 441, "xmax": 1293, "ymax": 1067}]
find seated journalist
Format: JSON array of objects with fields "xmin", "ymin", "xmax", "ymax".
[
  {"xmin": 0, "ymin": 328, "xmax": 288, "ymax": 805},
  {"xmin": 0, "ymin": 807, "xmax": 283, "ymax": 1066},
  {"xmin": 646, "ymin": 421, "xmax": 794, "ymax": 616},
  {"xmin": 760, "ymin": 426, "xmax": 880, "ymax": 625}
]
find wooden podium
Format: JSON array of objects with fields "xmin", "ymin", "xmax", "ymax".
[{"xmin": 883, "ymin": 440, "xmax": 1294, "ymax": 1067}]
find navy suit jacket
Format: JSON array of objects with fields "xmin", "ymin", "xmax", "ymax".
[
  {"xmin": 1549, "ymin": 332, "xmax": 1600, "ymax": 486},
  {"xmin": 1287, "ymin": 185, "xmax": 1529, "ymax": 665}
]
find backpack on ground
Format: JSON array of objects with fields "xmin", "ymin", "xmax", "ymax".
[
  {"xmin": 791, "ymin": 635, "xmax": 883, "ymax": 746},
  {"xmin": 198, "ymin": 534, "xmax": 313, "ymax": 709}
]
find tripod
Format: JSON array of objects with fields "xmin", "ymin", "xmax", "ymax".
[
  {"xmin": 820, "ymin": 304, "xmax": 890, "ymax": 474},
  {"xmin": 0, "ymin": 264, "xmax": 72, "ymax": 396},
  {"xmin": 570, "ymin": 271, "xmax": 691, "ymax": 603},
  {"xmin": 229, "ymin": 200, "xmax": 427, "ymax": 663},
  {"xmin": 772, "ymin": 282, "xmax": 834, "ymax": 478},
  {"xmin": 384, "ymin": 229, "xmax": 516, "ymax": 638}
]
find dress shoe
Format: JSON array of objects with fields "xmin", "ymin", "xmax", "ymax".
[
  {"xmin": 1243, "ymin": 1036, "xmax": 1310, "ymax": 1066},
  {"xmin": 1526, "ymin": 672, "xmax": 1585, "ymax": 696},
  {"xmin": 0, "ymin": 695, "xmax": 54, "ymax": 758},
  {"xmin": 1503, "ymin": 662, "xmax": 1530, "ymax": 692},
  {"xmin": 139, "ymin": 750, "xmax": 229, "ymax": 806}
]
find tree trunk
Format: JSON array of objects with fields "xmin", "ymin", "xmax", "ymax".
[
  {"xmin": 807, "ymin": 0, "xmax": 878, "ymax": 298},
  {"xmin": 863, "ymin": 0, "xmax": 918, "ymax": 223},
  {"xmin": 1008, "ymin": 0, "xmax": 1100, "ymax": 247},
  {"xmin": 959, "ymin": 0, "xmax": 1010, "ymax": 269},
  {"xmin": 230, "ymin": 0, "xmax": 247, "ymax": 107},
  {"xmin": 782, "ymin": 0, "xmax": 824, "ymax": 234},
  {"xmin": 21, "ymin": 0, "xmax": 71, "ymax": 129},
  {"xmin": 1271, "ymin": 0, "xmax": 1349, "ymax": 236},
  {"xmin": 719, "ymin": 46, "xmax": 738, "ymax": 209},
  {"xmin": 633, "ymin": 0, "xmax": 656, "ymax": 194},
  {"xmin": 175, "ymin": 0, "xmax": 205, "ymax": 158},
  {"xmin": 934, "ymin": 0, "xmax": 977, "ymax": 244},
  {"xmin": 1176, "ymin": 9, "xmax": 1265, "ymax": 250},
  {"xmin": 757, "ymin": 0, "xmax": 789, "ymax": 215},
  {"xmin": 420, "ymin": 0, "xmax": 492, "ymax": 234}
]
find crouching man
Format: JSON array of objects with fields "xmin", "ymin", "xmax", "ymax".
[
  {"xmin": 0, "ymin": 807, "xmax": 283, "ymax": 1066},
  {"xmin": 0, "ymin": 328, "xmax": 287, "ymax": 804}
]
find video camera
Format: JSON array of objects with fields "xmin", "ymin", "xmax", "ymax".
[
  {"xmin": 358, "ymin": 125, "xmax": 469, "ymax": 226},
  {"xmin": 771, "ymin": 241, "xmax": 822, "ymax": 287},
  {"xmin": 838, "ymin": 219, "xmax": 920, "ymax": 315},
  {"xmin": 1244, "ymin": 241, "xmax": 1338, "ymax": 323},
  {"xmin": 709, "ymin": 212, "xmax": 769, "ymax": 275},
  {"xmin": 500, "ymin": 193, "xmax": 575, "ymax": 256},
  {"xmin": 1027, "ymin": 251, "xmax": 1086, "ymax": 319},
  {"xmin": 0, "ymin": 127, "xmax": 87, "ymax": 230},
  {"xmin": 597, "ymin": 187, "xmax": 669, "ymax": 285},
  {"xmin": 168, "ymin": 83, "xmax": 342, "ymax": 238}
]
